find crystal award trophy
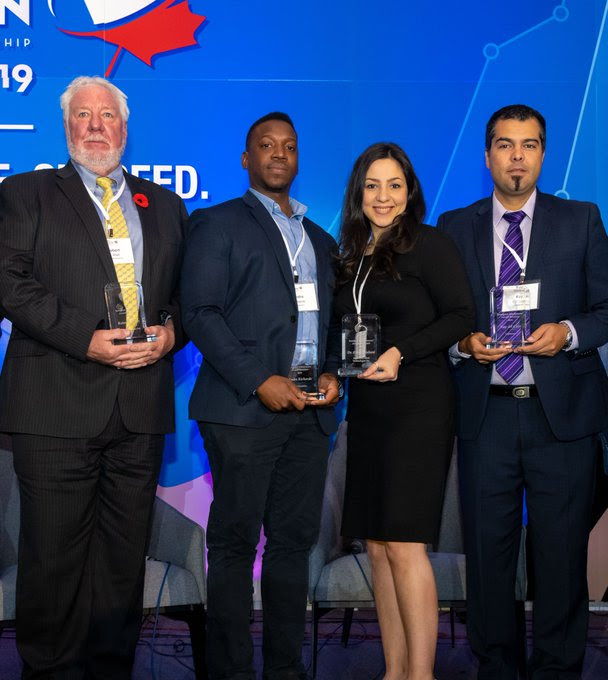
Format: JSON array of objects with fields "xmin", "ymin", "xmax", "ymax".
[
  {"xmin": 288, "ymin": 340, "xmax": 323, "ymax": 399},
  {"xmin": 487, "ymin": 284, "xmax": 535, "ymax": 348},
  {"xmin": 104, "ymin": 282, "xmax": 157, "ymax": 345},
  {"xmin": 338, "ymin": 313, "xmax": 380, "ymax": 377}
]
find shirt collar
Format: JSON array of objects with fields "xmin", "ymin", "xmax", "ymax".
[
  {"xmin": 492, "ymin": 189, "xmax": 537, "ymax": 229},
  {"xmin": 249, "ymin": 187, "xmax": 308, "ymax": 220},
  {"xmin": 72, "ymin": 160, "xmax": 125, "ymax": 193}
]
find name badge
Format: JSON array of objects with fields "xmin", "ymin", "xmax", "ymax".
[
  {"xmin": 107, "ymin": 238, "xmax": 135, "ymax": 264},
  {"xmin": 502, "ymin": 280, "xmax": 541, "ymax": 312},
  {"xmin": 295, "ymin": 282, "xmax": 319, "ymax": 312}
]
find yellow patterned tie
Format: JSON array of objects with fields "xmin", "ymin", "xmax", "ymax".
[{"xmin": 96, "ymin": 176, "xmax": 139, "ymax": 331}]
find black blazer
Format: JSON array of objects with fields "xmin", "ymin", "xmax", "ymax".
[
  {"xmin": 437, "ymin": 191, "xmax": 608, "ymax": 441},
  {"xmin": 0, "ymin": 162, "xmax": 188, "ymax": 437},
  {"xmin": 181, "ymin": 190, "xmax": 340, "ymax": 434}
]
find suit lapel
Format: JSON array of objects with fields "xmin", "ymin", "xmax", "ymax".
[
  {"xmin": 473, "ymin": 199, "xmax": 496, "ymax": 292},
  {"xmin": 125, "ymin": 173, "xmax": 159, "ymax": 295},
  {"xmin": 243, "ymin": 191, "xmax": 297, "ymax": 305},
  {"xmin": 525, "ymin": 191, "xmax": 551, "ymax": 280},
  {"xmin": 56, "ymin": 162, "xmax": 117, "ymax": 282},
  {"xmin": 303, "ymin": 218, "xmax": 329, "ymax": 324}
]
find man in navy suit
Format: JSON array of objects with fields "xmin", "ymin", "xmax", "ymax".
[
  {"xmin": 437, "ymin": 104, "xmax": 608, "ymax": 680},
  {"xmin": 181, "ymin": 112, "xmax": 340, "ymax": 680}
]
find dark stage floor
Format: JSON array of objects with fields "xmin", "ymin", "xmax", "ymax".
[{"xmin": 1, "ymin": 608, "xmax": 607, "ymax": 679}]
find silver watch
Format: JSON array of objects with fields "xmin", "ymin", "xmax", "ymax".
[{"xmin": 559, "ymin": 321, "xmax": 573, "ymax": 351}]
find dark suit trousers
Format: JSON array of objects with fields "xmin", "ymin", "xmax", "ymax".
[
  {"xmin": 12, "ymin": 404, "xmax": 164, "ymax": 680},
  {"xmin": 459, "ymin": 394, "xmax": 595, "ymax": 680},
  {"xmin": 200, "ymin": 409, "xmax": 329, "ymax": 680}
]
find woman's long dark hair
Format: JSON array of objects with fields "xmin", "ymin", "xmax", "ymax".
[{"xmin": 337, "ymin": 142, "xmax": 426, "ymax": 283}]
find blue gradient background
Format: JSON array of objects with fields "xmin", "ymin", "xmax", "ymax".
[{"xmin": 1, "ymin": 0, "xmax": 607, "ymax": 489}]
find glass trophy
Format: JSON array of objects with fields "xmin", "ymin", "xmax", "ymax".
[
  {"xmin": 288, "ymin": 340, "xmax": 323, "ymax": 399},
  {"xmin": 104, "ymin": 282, "xmax": 157, "ymax": 345},
  {"xmin": 487, "ymin": 285, "xmax": 531, "ymax": 348},
  {"xmin": 338, "ymin": 313, "xmax": 380, "ymax": 377}
]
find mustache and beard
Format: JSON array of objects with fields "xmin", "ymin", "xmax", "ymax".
[{"xmin": 67, "ymin": 133, "xmax": 126, "ymax": 175}]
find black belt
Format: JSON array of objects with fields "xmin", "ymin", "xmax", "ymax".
[{"xmin": 489, "ymin": 385, "xmax": 538, "ymax": 399}]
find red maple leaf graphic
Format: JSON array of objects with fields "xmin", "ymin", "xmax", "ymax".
[{"xmin": 60, "ymin": 0, "xmax": 206, "ymax": 77}]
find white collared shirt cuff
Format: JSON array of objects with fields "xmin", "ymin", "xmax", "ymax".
[{"xmin": 449, "ymin": 341, "xmax": 471, "ymax": 364}]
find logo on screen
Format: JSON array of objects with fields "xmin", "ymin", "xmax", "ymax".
[{"xmin": 48, "ymin": 0, "xmax": 206, "ymax": 77}]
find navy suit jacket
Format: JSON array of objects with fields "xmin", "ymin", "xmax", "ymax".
[
  {"xmin": 181, "ymin": 190, "xmax": 339, "ymax": 434},
  {"xmin": 437, "ymin": 191, "xmax": 608, "ymax": 442}
]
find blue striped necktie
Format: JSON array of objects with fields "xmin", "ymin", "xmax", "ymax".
[{"xmin": 495, "ymin": 210, "xmax": 529, "ymax": 383}]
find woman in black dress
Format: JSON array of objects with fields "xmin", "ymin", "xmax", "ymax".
[{"xmin": 335, "ymin": 143, "xmax": 475, "ymax": 680}]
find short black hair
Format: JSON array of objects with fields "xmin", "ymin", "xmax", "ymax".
[
  {"xmin": 485, "ymin": 104, "xmax": 546, "ymax": 150},
  {"xmin": 245, "ymin": 112, "xmax": 296, "ymax": 149}
]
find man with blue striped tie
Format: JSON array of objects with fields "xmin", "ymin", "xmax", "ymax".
[{"xmin": 437, "ymin": 104, "xmax": 608, "ymax": 680}]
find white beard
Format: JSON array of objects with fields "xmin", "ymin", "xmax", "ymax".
[
  {"xmin": 67, "ymin": 138, "xmax": 126, "ymax": 176},
  {"xmin": 66, "ymin": 126, "xmax": 127, "ymax": 176}
]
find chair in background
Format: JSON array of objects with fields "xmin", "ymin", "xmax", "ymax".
[
  {"xmin": 0, "ymin": 443, "xmax": 18, "ymax": 634},
  {"xmin": 144, "ymin": 496, "xmax": 208, "ymax": 680},
  {"xmin": 308, "ymin": 421, "xmax": 374, "ymax": 676},
  {"xmin": 0, "ymin": 446, "xmax": 208, "ymax": 680},
  {"xmin": 308, "ymin": 421, "xmax": 527, "ymax": 678}
]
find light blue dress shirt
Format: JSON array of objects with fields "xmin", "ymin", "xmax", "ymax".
[{"xmin": 249, "ymin": 188, "xmax": 320, "ymax": 367}]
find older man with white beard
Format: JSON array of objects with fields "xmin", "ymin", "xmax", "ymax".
[{"xmin": 0, "ymin": 76, "xmax": 187, "ymax": 679}]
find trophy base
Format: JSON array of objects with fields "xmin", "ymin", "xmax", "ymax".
[
  {"xmin": 113, "ymin": 333, "xmax": 158, "ymax": 345},
  {"xmin": 338, "ymin": 363, "xmax": 372, "ymax": 377},
  {"xmin": 485, "ymin": 340, "xmax": 531, "ymax": 349},
  {"xmin": 304, "ymin": 392, "xmax": 325, "ymax": 401}
]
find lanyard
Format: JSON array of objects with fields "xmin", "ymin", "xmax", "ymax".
[
  {"xmin": 495, "ymin": 220, "xmax": 529, "ymax": 282},
  {"xmin": 352, "ymin": 254, "xmax": 373, "ymax": 315},
  {"xmin": 85, "ymin": 177, "xmax": 127, "ymax": 225},
  {"xmin": 271, "ymin": 213, "xmax": 306, "ymax": 283}
]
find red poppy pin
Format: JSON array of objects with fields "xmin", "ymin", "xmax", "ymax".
[{"xmin": 133, "ymin": 193, "xmax": 149, "ymax": 208}]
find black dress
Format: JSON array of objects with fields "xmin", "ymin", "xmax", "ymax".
[{"xmin": 336, "ymin": 225, "xmax": 475, "ymax": 543}]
